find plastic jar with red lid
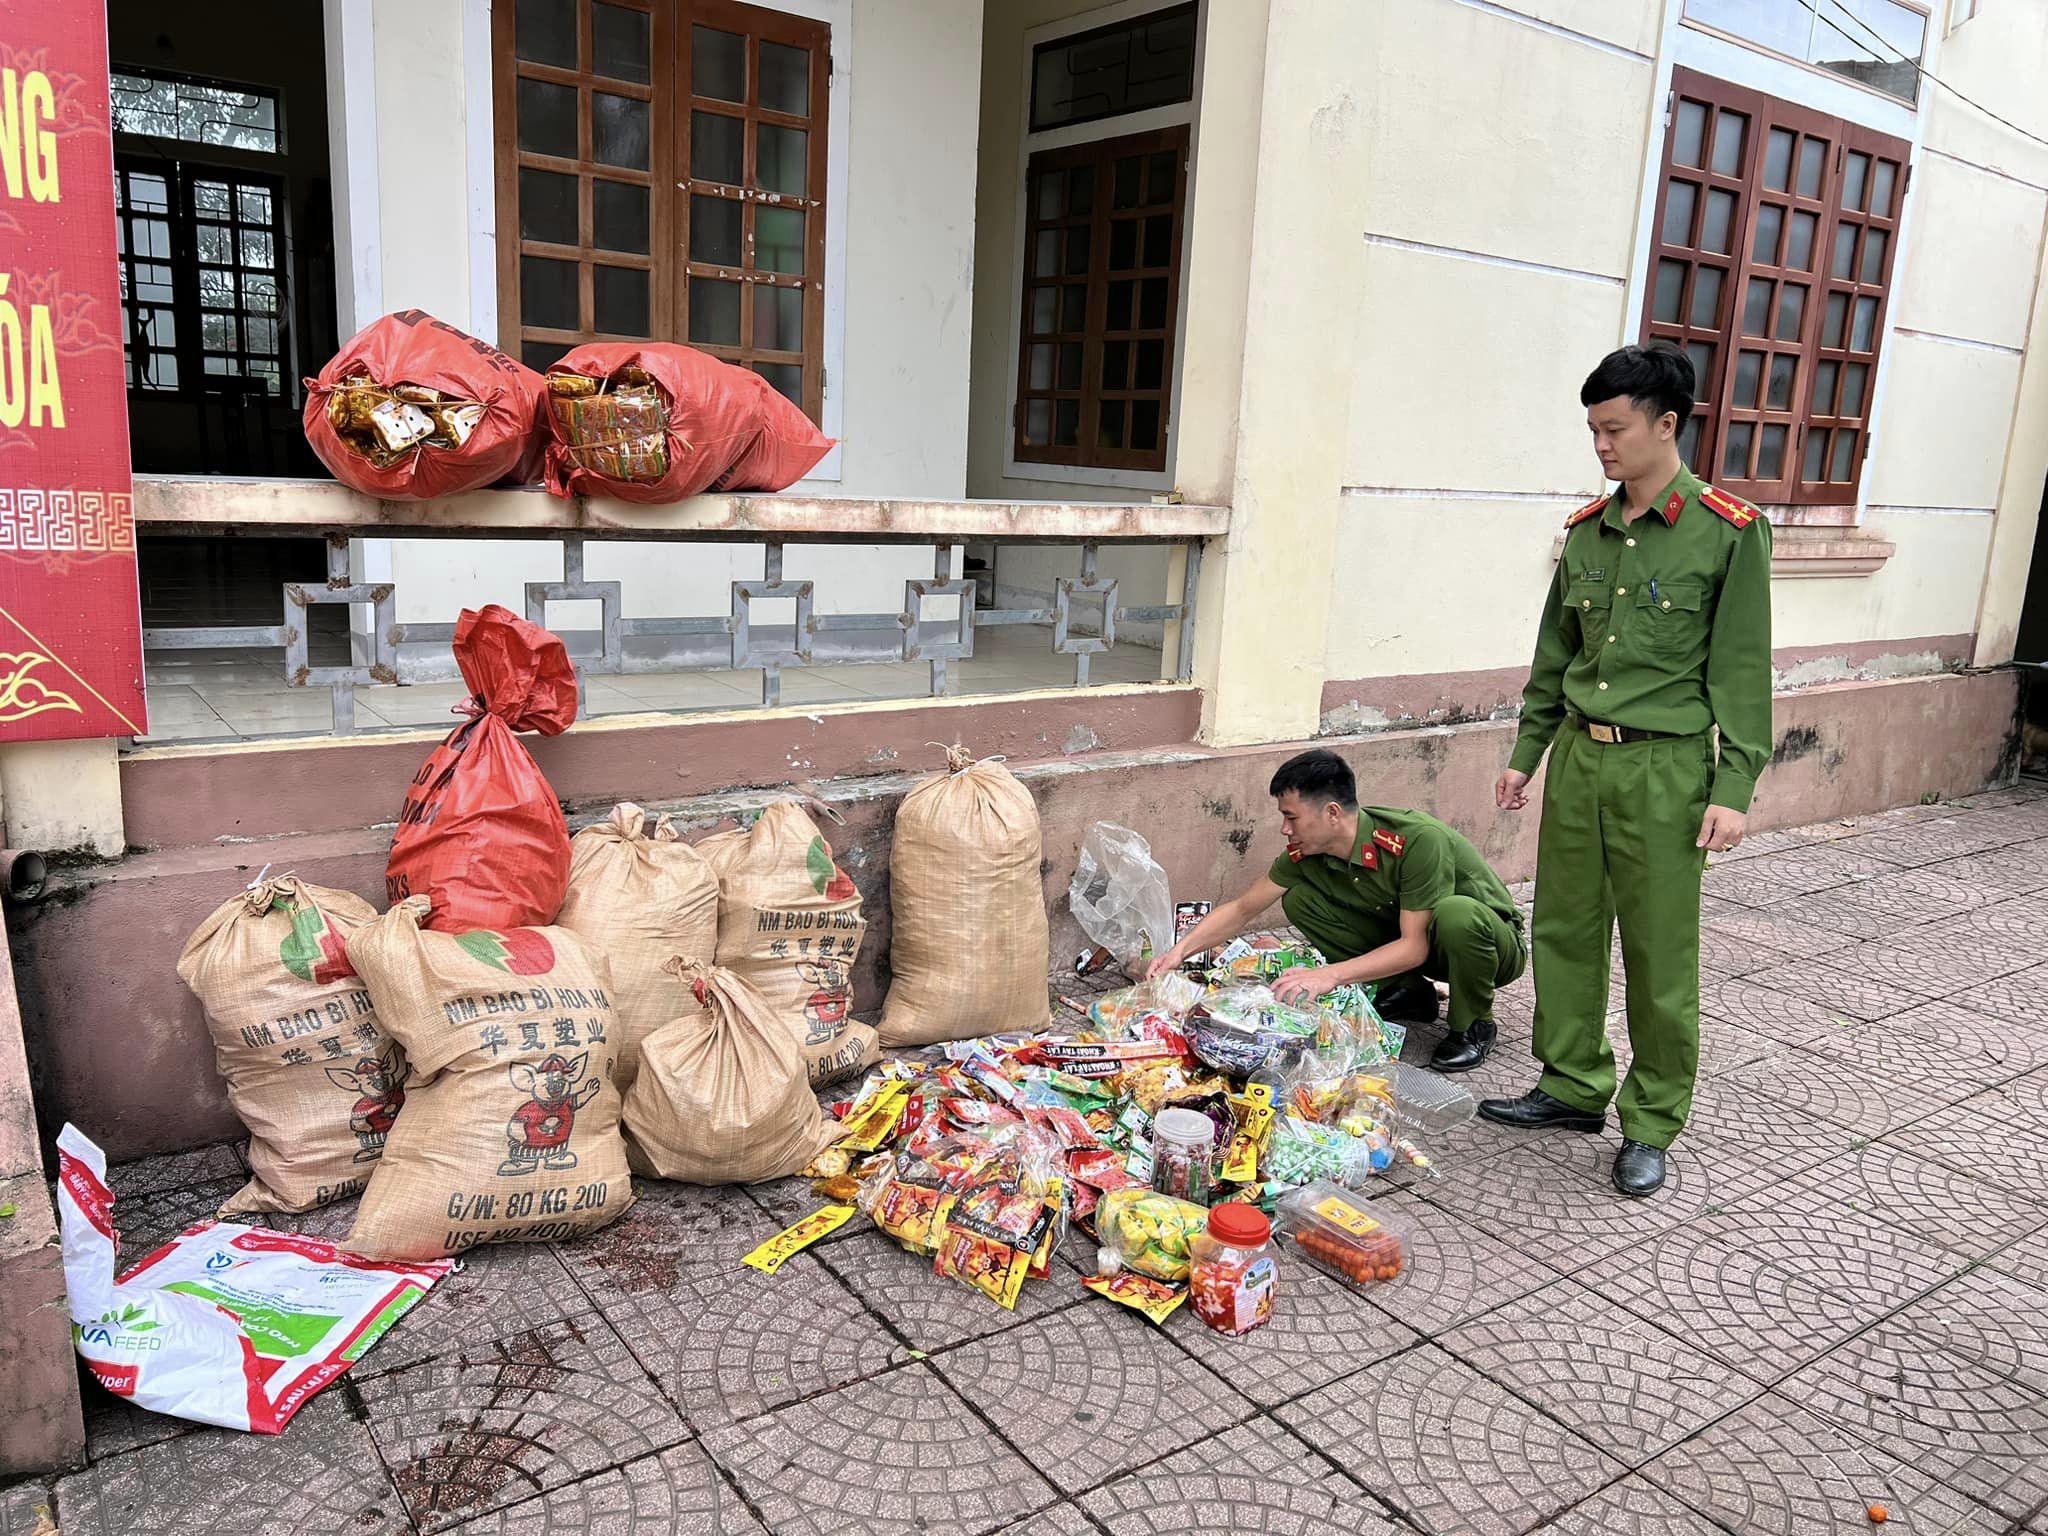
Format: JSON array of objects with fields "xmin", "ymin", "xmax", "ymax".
[{"xmin": 1188, "ymin": 1202, "xmax": 1278, "ymax": 1337}]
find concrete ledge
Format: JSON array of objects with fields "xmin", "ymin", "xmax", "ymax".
[
  {"xmin": 134, "ymin": 474, "xmax": 1230, "ymax": 544},
  {"xmin": 0, "ymin": 1172, "xmax": 85, "ymax": 1478},
  {"xmin": 1548, "ymin": 522, "xmax": 1896, "ymax": 576},
  {"xmin": 16, "ymin": 668, "xmax": 2018, "ymax": 1165}
]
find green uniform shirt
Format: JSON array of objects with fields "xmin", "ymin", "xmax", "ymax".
[
  {"xmin": 1266, "ymin": 806, "xmax": 1520, "ymax": 958},
  {"xmin": 1507, "ymin": 465, "xmax": 1774, "ymax": 813}
]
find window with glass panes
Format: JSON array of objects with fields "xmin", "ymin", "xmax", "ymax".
[
  {"xmin": 1013, "ymin": 125, "xmax": 1188, "ymax": 472},
  {"xmin": 495, "ymin": 0, "xmax": 828, "ymax": 419},
  {"xmin": 1643, "ymin": 69, "xmax": 1906, "ymax": 507}
]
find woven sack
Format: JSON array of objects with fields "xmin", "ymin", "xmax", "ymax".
[
  {"xmin": 176, "ymin": 877, "xmax": 407, "ymax": 1216},
  {"xmin": 555, "ymin": 802, "xmax": 719, "ymax": 1096},
  {"xmin": 621, "ymin": 960, "xmax": 842, "ymax": 1184},
  {"xmin": 697, "ymin": 800, "xmax": 878, "ymax": 1087},
  {"xmin": 880, "ymin": 746, "xmax": 1050, "ymax": 1047},
  {"xmin": 344, "ymin": 896, "xmax": 632, "ymax": 1258}
]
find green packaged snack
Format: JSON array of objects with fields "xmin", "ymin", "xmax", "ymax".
[{"xmin": 1096, "ymin": 1187, "xmax": 1210, "ymax": 1283}]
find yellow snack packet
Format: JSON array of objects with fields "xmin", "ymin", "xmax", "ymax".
[
  {"xmin": 1082, "ymin": 1270, "xmax": 1188, "ymax": 1325},
  {"xmin": 1221, "ymin": 1082, "xmax": 1275, "ymax": 1183},
  {"xmin": 741, "ymin": 1204, "xmax": 857, "ymax": 1274}
]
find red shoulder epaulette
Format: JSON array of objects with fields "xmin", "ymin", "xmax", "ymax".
[
  {"xmin": 1373, "ymin": 829, "xmax": 1405, "ymax": 858},
  {"xmin": 1700, "ymin": 484, "xmax": 1762, "ymax": 529},
  {"xmin": 1564, "ymin": 493, "xmax": 1608, "ymax": 528}
]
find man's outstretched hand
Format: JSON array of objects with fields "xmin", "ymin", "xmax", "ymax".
[
  {"xmin": 1496, "ymin": 769, "xmax": 1531, "ymax": 811},
  {"xmin": 1273, "ymin": 966, "xmax": 1338, "ymax": 1005},
  {"xmin": 1143, "ymin": 946, "xmax": 1186, "ymax": 982},
  {"xmin": 1697, "ymin": 804, "xmax": 1747, "ymax": 854}
]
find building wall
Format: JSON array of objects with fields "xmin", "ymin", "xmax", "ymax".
[
  {"xmin": 349, "ymin": 0, "xmax": 983, "ymax": 628},
  {"xmin": 1304, "ymin": 0, "xmax": 2048, "ymax": 733}
]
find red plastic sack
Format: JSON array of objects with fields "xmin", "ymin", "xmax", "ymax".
[
  {"xmin": 304, "ymin": 311, "xmax": 547, "ymax": 498},
  {"xmin": 386, "ymin": 606, "xmax": 578, "ymax": 931},
  {"xmin": 542, "ymin": 342, "xmax": 834, "ymax": 504}
]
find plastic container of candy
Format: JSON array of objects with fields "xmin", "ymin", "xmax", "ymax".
[{"xmin": 1276, "ymin": 1181, "xmax": 1413, "ymax": 1286}]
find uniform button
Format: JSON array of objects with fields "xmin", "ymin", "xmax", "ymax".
[
  {"xmin": 1607, "ymin": 634, "xmax": 1617, "ymax": 643},
  {"xmin": 1616, "ymin": 586, "xmax": 1627, "ymax": 596},
  {"xmin": 1662, "ymin": 599, "xmax": 1672, "ymax": 609},
  {"xmin": 1581, "ymin": 599, "xmax": 1591, "ymax": 609},
  {"xmin": 1598, "ymin": 680, "xmax": 1610, "ymax": 690},
  {"xmin": 1626, "ymin": 537, "xmax": 1637, "ymax": 547}
]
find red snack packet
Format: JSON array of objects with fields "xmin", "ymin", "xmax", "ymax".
[
  {"xmin": 303, "ymin": 311, "xmax": 546, "ymax": 498},
  {"xmin": 543, "ymin": 342, "xmax": 833, "ymax": 504},
  {"xmin": 386, "ymin": 606, "xmax": 578, "ymax": 931}
]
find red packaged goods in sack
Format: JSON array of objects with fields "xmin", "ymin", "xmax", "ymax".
[
  {"xmin": 304, "ymin": 311, "xmax": 547, "ymax": 498},
  {"xmin": 387, "ymin": 606, "xmax": 577, "ymax": 931},
  {"xmin": 542, "ymin": 342, "xmax": 833, "ymax": 504}
]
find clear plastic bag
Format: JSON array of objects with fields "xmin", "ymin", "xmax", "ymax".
[{"xmin": 1068, "ymin": 824, "xmax": 1174, "ymax": 968}]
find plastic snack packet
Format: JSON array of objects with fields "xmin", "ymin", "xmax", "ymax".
[
  {"xmin": 57, "ymin": 1125, "xmax": 452, "ymax": 1433},
  {"xmin": 1095, "ymin": 1187, "xmax": 1211, "ymax": 1283},
  {"xmin": 1081, "ymin": 1270, "xmax": 1187, "ymax": 1324}
]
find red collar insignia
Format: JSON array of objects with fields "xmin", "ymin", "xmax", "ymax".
[
  {"xmin": 1286, "ymin": 839, "xmax": 1305, "ymax": 863},
  {"xmin": 1662, "ymin": 491, "xmax": 1685, "ymax": 523},
  {"xmin": 1373, "ymin": 829, "xmax": 1405, "ymax": 858}
]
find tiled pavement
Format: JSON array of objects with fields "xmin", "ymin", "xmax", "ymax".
[{"xmin": 8, "ymin": 777, "xmax": 2048, "ymax": 1535}]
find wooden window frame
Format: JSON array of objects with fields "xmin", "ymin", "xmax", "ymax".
[
  {"xmin": 1642, "ymin": 67, "xmax": 1909, "ymax": 508},
  {"xmin": 493, "ymin": 0, "xmax": 829, "ymax": 422},
  {"xmin": 1011, "ymin": 123, "xmax": 1189, "ymax": 474}
]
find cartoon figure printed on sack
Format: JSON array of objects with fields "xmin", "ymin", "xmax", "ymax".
[
  {"xmin": 499, "ymin": 1052, "xmax": 600, "ymax": 1175},
  {"xmin": 797, "ymin": 959, "xmax": 851, "ymax": 1047},
  {"xmin": 326, "ymin": 1046, "xmax": 407, "ymax": 1163}
]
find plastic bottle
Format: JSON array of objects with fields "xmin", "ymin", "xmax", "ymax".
[
  {"xmin": 1188, "ymin": 1203, "xmax": 1278, "ymax": 1337},
  {"xmin": 1150, "ymin": 1106, "xmax": 1216, "ymax": 1204}
]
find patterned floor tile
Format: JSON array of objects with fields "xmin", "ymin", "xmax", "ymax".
[
  {"xmin": 431, "ymin": 1441, "xmax": 764, "ymax": 1534},
  {"xmin": 1759, "ymin": 890, "xmax": 1916, "ymax": 942},
  {"xmin": 1714, "ymin": 1051, "xmax": 1922, "ymax": 1139},
  {"xmin": 49, "ymin": 1392, "xmax": 408, "ymax": 1536},
  {"xmin": 1679, "ymin": 1076, "xmax": 1864, "ymax": 1174},
  {"xmin": 357, "ymin": 1313, "xmax": 688, "ymax": 1532},
  {"xmin": 1538, "ymin": 1475, "xmax": 1729, "ymax": 1536},
  {"xmin": 1, "ymin": 1483, "xmax": 57, "ymax": 1536},
  {"xmin": 1960, "ymin": 1065, "xmax": 2048, "ymax": 1127},
  {"xmin": 1001, "ymin": 1503, "xmax": 1100, "ymax": 1535},
  {"xmin": 1166, "ymin": 1250, "xmax": 1420, "ymax": 1407},
  {"xmin": 1728, "ymin": 1142, "xmax": 2045, "ymax": 1263},
  {"xmin": 80, "ymin": 1373, "xmax": 198, "ymax": 1463},
  {"xmin": 1576, "ymin": 1199, "xmax": 1965, "ymax": 1383},
  {"xmin": 354, "ymin": 1241, "xmax": 588, "ymax": 1378},
  {"xmin": 103, "ymin": 1144, "xmax": 246, "ymax": 1198},
  {"xmin": 1078, "ymin": 1417, "xmax": 1407, "ymax": 1536},
  {"xmin": 1929, "ymin": 839, "xmax": 2048, "ymax": 895},
  {"xmin": 1806, "ymin": 998, "xmax": 2047, "ymax": 1097},
  {"xmin": 1846, "ymin": 819, "xmax": 2026, "ymax": 866},
  {"xmin": 1346, "ymin": 1191, "xmax": 1559, "ymax": 1337},
  {"xmin": 1962, "ymin": 963, "xmax": 2048, "ymax": 1029},
  {"xmin": 816, "ymin": 1223, "xmax": 1080, "ymax": 1355},
  {"xmin": 556, "ymin": 1180, "xmax": 781, "ymax": 1301},
  {"xmin": 1843, "ymin": 923, "xmax": 2041, "ymax": 997},
  {"xmin": 701, "ymin": 1362, "xmax": 1060, "ymax": 1536},
  {"xmin": 1699, "ymin": 861, "xmax": 1820, "ymax": 909},
  {"xmin": 1275, "ymin": 1343, "xmax": 1624, "ymax": 1536},
  {"xmin": 1641, "ymin": 1392, "xmax": 2008, "ymax": 1534},
  {"xmin": 1989, "ymin": 1224, "xmax": 2048, "ymax": 1291},
  {"xmin": 1743, "ymin": 957, "xmax": 1933, "ymax": 1020},
  {"xmin": 1437, "ymin": 1278, "xmax": 1763, "ymax": 1467},
  {"xmin": 1809, "ymin": 867, "xmax": 2002, "ymax": 926},
  {"xmin": 744, "ymin": 1175, "xmax": 872, "ymax": 1245},
  {"xmin": 1776, "ymin": 1268, "xmax": 2048, "ymax": 1521},
  {"xmin": 1700, "ymin": 899, "xmax": 1863, "ymax": 959},
  {"xmin": 936, "ymin": 1306, "xmax": 1251, "ymax": 1495},
  {"xmin": 1904, "ymin": 1103, "xmax": 2048, "ymax": 1202},
  {"xmin": 1423, "ymin": 1131, "xmax": 1775, "ymax": 1274}
]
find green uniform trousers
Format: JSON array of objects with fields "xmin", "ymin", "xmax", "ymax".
[
  {"xmin": 1530, "ymin": 725, "xmax": 1711, "ymax": 1148},
  {"xmin": 1281, "ymin": 888, "xmax": 1527, "ymax": 1034}
]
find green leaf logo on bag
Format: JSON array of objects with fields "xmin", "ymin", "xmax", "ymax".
[
  {"xmin": 456, "ymin": 928, "xmax": 557, "ymax": 976},
  {"xmin": 277, "ymin": 899, "xmax": 357, "ymax": 985},
  {"xmin": 806, "ymin": 835, "xmax": 856, "ymax": 902}
]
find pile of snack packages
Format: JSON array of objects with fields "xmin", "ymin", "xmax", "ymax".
[
  {"xmin": 748, "ymin": 937, "xmax": 1469, "ymax": 1333},
  {"xmin": 302, "ymin": 310, "xmax": 832, "ymax": 502},
  {"xmin": 72, "ymin": 606, "xmax": 1463, "ymax": 1429}
]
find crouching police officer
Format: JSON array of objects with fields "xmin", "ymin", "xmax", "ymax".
[{"xmin": 1148, "ymin": 749, "xmax": 1526, "ymax": 1073}]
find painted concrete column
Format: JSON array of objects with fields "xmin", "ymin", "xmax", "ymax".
[
  {"xmin": 0, "ymin": 740, "xmax": 124, "ymax": 858},
  {"xmin": 1971, "ymin": 209, "xmax": 2048, "ymax": 667},
  {"xmin": 1192, "ymin": 1, "xmax": 1374, "ymax": 748}
]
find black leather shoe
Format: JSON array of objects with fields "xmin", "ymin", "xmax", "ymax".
[
  {"xmin": 1613, "ymin": 1139, "xmax": 1667, "ymax": 1197},
  {"xmin": 1476, "ymin": 1087, "xmax": 1606, "ymax": 1133},
  {"xmin": 1429, "ymin": 1020, "xmax": 1496, "ymax": 1074},
  {"xmin": 1375, "ymin": 973, "xmax": 1441, "ymax": 1025}
]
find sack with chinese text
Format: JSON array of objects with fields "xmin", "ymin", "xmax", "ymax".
[
  {"xmin": 304, "ymin": 311, "xmax": 547, "ymax": 498},
  {"xmin": 698, "ymin": 800, "xmax": 878, "ymax": 1088},
  {"xmin": 555, "ymin": 802, "xmax": 720, "ymax": 1096},
  {"xmin": 386, "ymin": 605, "xmax": 577, "ymax": 932},
  {"xmin": 542, "ymin": 342, "xmax": 833, "ymax": 505},
  {"xmin": 881, "ymin": 746, "xmax": 1050, "ymax": 1047},
  {"xmin": 344, "ymin": 895, "xmax": 632, "ymax": 1259},
  {"xmin": 177, "ymin": 877, "xmax": 408, "ymax": 1217},
  {"xmin": 621, "ymin": 960, "xmax": 841, "ymax": 1184}
]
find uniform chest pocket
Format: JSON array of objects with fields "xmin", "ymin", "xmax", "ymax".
[
  {"xmin": 1568, "ymin": 579, "xmax": 1612, "ymax": 654},
  {"xmin": 1635, "ymin": 581, "xmax": 1706, "ymax": 653}
]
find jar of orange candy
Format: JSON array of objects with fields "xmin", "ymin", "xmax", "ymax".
[
  {"xmin": 1275, "ymin": 1181, "xmax": 1412, "ymax": 1287},
  {"xmin": 1188, "ymin": 1203, "xmax": 1278, "ymax": 1337}
]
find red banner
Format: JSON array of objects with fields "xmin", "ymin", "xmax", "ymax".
[{"xmin": 0, "ymin": 6, "xmax": 147, "ymax": 741}]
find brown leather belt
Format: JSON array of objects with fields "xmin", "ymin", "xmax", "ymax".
[{"xmin": 1569, "ymin": 715, "xmax": 1682, "ymax": 745}]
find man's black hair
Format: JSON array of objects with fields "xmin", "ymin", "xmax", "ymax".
[
  {"xmin": 1581, "ymin": 343, "xmax": 1695, "ymax": 428},
  {"xmin": 1268, "ymin": 749, "xmax": 1358, "ymax": 810}
]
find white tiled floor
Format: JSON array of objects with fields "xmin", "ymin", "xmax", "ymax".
[{"xmin": 136, "ymin": 625, "xmax": 1170, "ymax": 744}]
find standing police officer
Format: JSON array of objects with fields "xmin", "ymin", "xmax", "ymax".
[{"xmin": 1481, "ymin": 344, "xmax": 1772, "ymax": 1196}]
